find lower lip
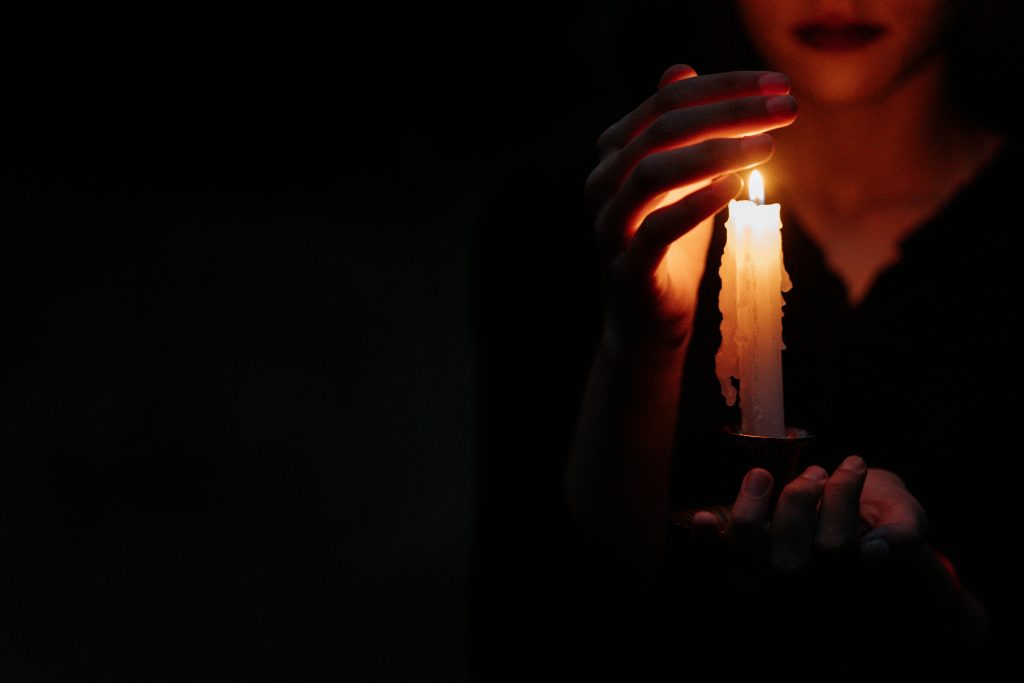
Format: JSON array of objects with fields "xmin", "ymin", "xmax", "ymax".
[{"xmin": 793, "ymin": 24, "xmax": 887, "ymax": 51}]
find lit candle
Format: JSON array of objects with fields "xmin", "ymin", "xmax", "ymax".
[{"xmin": 715, "ymin": 170, "xmax": 791, "ymax": 437}]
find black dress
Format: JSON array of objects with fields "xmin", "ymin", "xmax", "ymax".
[{"xmin": 471, "ymin": 140, "xmax": 1021, "ymax": 681}]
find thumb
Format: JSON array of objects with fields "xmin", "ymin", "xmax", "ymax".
[
  {"xmin": 859, "ymin": 468, "xmax": 928, "ymax": 564},
  {"xmin": 861, "ymin": 522, "xmax": 924, "ymax": 564}
]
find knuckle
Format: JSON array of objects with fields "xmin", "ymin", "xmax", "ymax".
[
  {"xmin": 778, "ymin": 480, "xmax": 822, "ymax": 508},
  {"xmin": 646, "ymin": 112, "xmax": 680, "ymax": 145},
  {"xmin": 649, "ymin": 109, "xmax": 698, "ymax": 147},
  {"xmin": 728, "ymin": 96, "xmax": 763, "ymax": 121},
  {"xmin": 593, "ymin": 205, "xmax": 618, "ymax": 245},
  {"xmin": 825, "ymin": 472, "xmax": 863, "ymax": 497},
  {"xmin": 584, "ymin": 162, "xmax": 610, "ymax": 205},
  {"xmin": 720, "ymin": 71, "xmax": 751, "ymax": 92},
  {"xmin": 697, "ymin": 137, "xmax": 738, "ymax": 163},
  {"xmin": 596, "ymin": 125, "xmax": 621, "ymax": 155},
  {"xmin": 631, "ymin": 155, "xmax": 665, "ymax": 188},
  {"xmin": 723, "ymin": 97, "xmax": 748, "ymax": 121},
  {"xmin": 653, "ymin": 84, "xmax": 682, "ymax": 112}
]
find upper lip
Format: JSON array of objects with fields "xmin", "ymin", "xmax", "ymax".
[{"xmin": 793, "ymin": 20, "xmax": 887, "ymax": 49}]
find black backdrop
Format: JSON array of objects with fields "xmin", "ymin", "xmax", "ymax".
[{"xmin": 0, "ymin": 4, "xmax": 625, "ymax": 681}]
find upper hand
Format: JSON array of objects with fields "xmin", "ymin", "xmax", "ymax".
[{"xmin": 586, "ymin": 65, "xmax": 798, "ymax": 351}]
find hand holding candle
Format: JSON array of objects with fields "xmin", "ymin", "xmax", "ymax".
[{"xmin": 716, "ymin": 169, "xmax": 791, "ymax": 437}]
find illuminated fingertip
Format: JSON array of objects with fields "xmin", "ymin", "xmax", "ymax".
[
  {"xmin": 659, "ymin": 64, "xmax": 698, "ymax": 88},
  {"xmin": 766, "ymin": 95, "xmax": 798, "ymax": 118},
  {"xmin": 659, "ymin": 63, "xmax": 700, "ymax": 88},
  {"xmin": 758, "ymin": 72, "xmax": 791, "ymax": 93}
]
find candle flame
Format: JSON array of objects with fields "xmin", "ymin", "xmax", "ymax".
[{"xmin": 749, "ymin": 170, "xmax": 765, "ymax": 205}]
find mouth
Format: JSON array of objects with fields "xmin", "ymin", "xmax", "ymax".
[{"xmin": 793, "ymin": 22, "xmax": 888, "ymax": 51}]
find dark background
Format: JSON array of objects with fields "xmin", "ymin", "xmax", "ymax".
[
  {"xmin": 0, "ymin": 4, "xmax": 628, "ymax": 681},
  {"xmin": 11, "ymin": 3, "xmax": 1015, "ymax": 680}
]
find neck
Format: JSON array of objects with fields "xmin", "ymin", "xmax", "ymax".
[
  {"xmin": 767, "ymin": 57, "xmax": 1005, "ymax": 306},
  {"xmin": 771, "ymin": 58, "xmax": 1001, "ymax": 218}
]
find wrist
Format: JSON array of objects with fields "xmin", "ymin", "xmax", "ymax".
[{"xmin": 599, "ymin": 319, "xmax": 691, "ymax": 367}]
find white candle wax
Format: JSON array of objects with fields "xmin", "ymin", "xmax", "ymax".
[{"xmin": 716, "ymin": 170, "xmax": 791, "ymax": 437}]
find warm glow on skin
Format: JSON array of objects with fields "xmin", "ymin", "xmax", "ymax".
[
  {"xmin": 626, "ymin": 180, "xmax": 717, "ymax": 326},
  {"xmin": 632, "ymin": 180, "xmax": 710, "ymax": 237}
]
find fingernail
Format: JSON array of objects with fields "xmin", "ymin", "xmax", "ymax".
[
  {"xmin": 758, "ymin": 72, "xmax": 790, "ymax": 92},
  {"xmin": 863, "ymin": 538, "xmax": 890, "ymax": 562},
  {"xmin": 740, "ymin": 134, "xmax": 774, "ymax": 156},
  {"xmin": 802, "ymin": 466, "xmax": 828, "ymax": 481},
  {"xmin": 839, "ymin": 455, "xmax": 866, "ymax": 473},
  {"xmin": 712, "ymin": 173, "xmax": 743, "ymax": 194},
  {"xmin": 765, "ymin": 95, "xmax": 797, "ymax": 118},
  {"xmin": 744, "ymin": 469, "xmax": 771, "ymax": 496}
]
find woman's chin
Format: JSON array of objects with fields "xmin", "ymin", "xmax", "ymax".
[{"xmin": 791, "ymin": 76, "xmax": 892, "ymax": 109}]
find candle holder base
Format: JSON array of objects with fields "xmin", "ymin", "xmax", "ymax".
[{"xmin": 669, "ymin": 425, "xmax": 815, "ymax": 530}]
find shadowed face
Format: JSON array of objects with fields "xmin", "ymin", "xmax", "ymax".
[{"xmin": 736, "ymin": 0, "xmax": 957, "ymax": 106}]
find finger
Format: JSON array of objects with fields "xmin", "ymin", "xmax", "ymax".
[
  {"xmin": 636, "ymin": 94, "xmax": 796, "ymax": 156},
  {"xmin": 770, "ymin": 466, "xmax": 828, "ymax": 573},
  {"xmin": 691, "ymin": 510, "xmax": 723, "ymax": 553},
  {"xmin": 597, "ymin": 70, "xmax": 791, "ymax": 156},
  {"xmin": 620, "ymin": 174, "xmax": 742, "ymax": 277},
  {"xmin": 589, "ymin": 95, "xmax": 796, "ymax": 203},
  {"xmin": 594, "ymin": 135, "xmax": 774, "ymax": 255},
  {"xmin": 658, "ymin": 63, "xmax": 698, "ymax": 88},
  {"xmin": 725, "ymin": 468, "xmax": 773, "ymax": 563},
  {"xmin": 687, "ymin": 509, "xmax": 727, "ymax": 579},
  {"xmin": 814, "ymin": 455, "xmax": 868, "ymax": 553}
]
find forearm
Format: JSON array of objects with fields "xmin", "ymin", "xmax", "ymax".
[
  {"xmin": 865, "ymin": 545, "xmax": 990, "ymax": 659},
  {"xmin": 565, "ymin": 328, "xmax": 688, "ymax": 568},
  {"xmin": 918, "ymin": 548, "xmax": 989, "ymax": 648}
]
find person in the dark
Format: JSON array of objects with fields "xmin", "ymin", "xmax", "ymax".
[{"xmin": 472, "ymin": 1, "xmax": 1020, "ymax": 680}]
